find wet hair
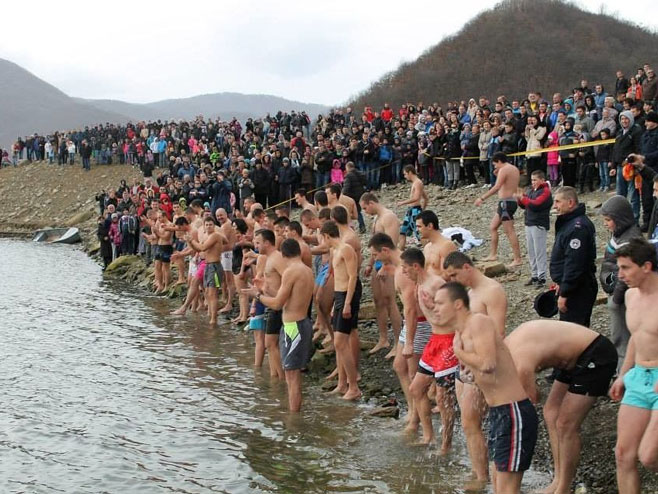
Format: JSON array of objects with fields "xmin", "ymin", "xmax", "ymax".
[
  {"xmin": 320, "ymin": 220, "xmax": 340, "ymax": 238},
  {"xmin": 615, "ymin": 237, "xmax": 658, "ymax": 271},
  {"xmin": 300, "ymin": 209, "xmax": 316, "ymax": 221},
  {"xmin": 443, "ymin": 251, "xmax": 474, "ymax": 269},
  {"xmin": 360, "ymin": 192, "xmax": 379, "ymax": 203},
  {"xmin": 274, "ymin": 216, "xmax": 290, "ymax": 228},
  {"xmin": 403, "ymin": 164, "xmax": 416, "ymax": 175},
  {"xmin": 255, "ymin": 228, "xmax": 276, "ymax": 245},
  {"xmin": 331, "ymin": 205, "xmax": 348, "ymax": 225},
  {"xmin": 326, "ymin": 183, "xmax": 342, "ymax": 198},
  {"xmin": 531, "ymin": 170, "xmax": 546, "ymax": 179},
  {"xmin": 314, "ymin": 190, "xmax": 328, "ymax": 207},
  {"xmin": 287, "ymin": 220, "xmax": 303, "ymax": 236},
  {"xmin": 174, "ymin": 216, "xmax": 189, "ymax": 226},
  {"xmin": 318, "ymin": 208, "xmax": 332, "ymax": 220},
  {"xmin": 555, "ymin": 186, "xmax": 579, "ymax": 204},
  {"xmin": 281, "ymin": 238, "xmax": 301, "ymax": 258},
  {"xmin": 492, "ymin": 152, "xmax": 507, "ymax": 164},
  {"xmin": 400, "ymin": 247, "xmax": 425, "ymax": 268},
  {"xmin": 417, "ymin": 210, "xmax": 439, "ymax": 230},
  {"xmin": 232, "ymin": 218, "xmax": 248, "ymax": 234},
  {"xmin": 368, "ymin": 232, "xmax": 395, "ymax": 251},
  {"xmin": 295, "ymin": 188, "xmax": 307, "ymax": 197},
  {"xmin": 438, "ymin": 282, "xmax": 470, "ymax": 310},
  {"xmin": 252, "ymin": 208, "xmax": 265, "ymax": 219}
]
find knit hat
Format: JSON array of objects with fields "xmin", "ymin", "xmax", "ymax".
[
  {"xmin": 620, "ymin": 110, "xmax": 635, "ymax": 127},
  {"xmin": 646, "ymin": 111, "xmax": 658, "ymax": 124}
]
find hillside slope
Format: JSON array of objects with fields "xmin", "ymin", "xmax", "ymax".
[{"xmin": 350, "ymin": 0, "xmax": 658, "ymax": 108}]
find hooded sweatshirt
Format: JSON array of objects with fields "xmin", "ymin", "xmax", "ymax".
[{"xmin": 599, "ymin": 195, "xmax": 642, "ymax": 302}]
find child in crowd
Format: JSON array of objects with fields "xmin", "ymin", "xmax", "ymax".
[
  {"xmin": 546, "ymin": 128, "xmax": 560, "ymax": 187},
  {"xmin": 596, "ymin": 128, "xmax": 613, "ymax": 191},
  {"xmin": 330, "ymin": 158, "xmax": 344, "ymax": 184}
]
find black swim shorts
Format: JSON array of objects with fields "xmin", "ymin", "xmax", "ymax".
[
  {"xmin": 488, "ymin": 398, "xmax": 538, "ymax": 472},
  {"xmin": 497, "ymin": 200, "xmax": 518, "ymax": 221},
  {"xmin": 155, "ymin": 244, "xmax": 174, "ymax": 263},
  {"xmin": 280, "ymin": 318, "xmax": 313, "ymax": 370},
  {"xmin": 265, "ymin": 307, "xmax": 283, "ymax": 335},
  {"xmin": 332, "ymin": 278, "xmax": 362, "ymax": 334},
  {"xmin": 553, "ymin": 334, "xmax": 617, "ymax": 396}
]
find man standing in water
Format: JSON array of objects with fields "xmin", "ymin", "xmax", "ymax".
[
  {"xmin": 216, "ymin": 208, "xmax": 237, "ymax": 315},
  {"xmin": 397, "ymin": 165, "xmax": 427, "ymax": 250},
  {"xmin": 505, "ymin": 320, "xmax": 617, "ymax": 494},
  {"xmin": 245, "ymin": 238, "xmax": 314, "ymax": 412},
  {"xmin": 321, "ymin": 220, "xmax": 362, "ymax": 401},
  {"xmin": 474, "ymin": 152, "xmax": 523, "ymax": 268},
  {"xmin": 443, "ymin": 282, "xmax": 538, "ymax": 494},
  {"xmin": 360, "ymin": 192, "xmax": 402, "ymax": 357},
  {"xmin": 442, "ymin": 251, "xmax": 507, "ymax": 485},
  {"xmin": 152, "ymin": 209, "xmax": 175, "ymax": 293},
  {"xmin": 186, "ymin": 216, "xmax": 227, "ymax": 326},
  {"xmin": 610, "ymin": 238, "xmax": 658, "ymax": 494}
]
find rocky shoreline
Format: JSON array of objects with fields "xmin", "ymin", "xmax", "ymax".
[{"xmin": 1, "ymin": 161, "xmax": 655, "ymax": 493}]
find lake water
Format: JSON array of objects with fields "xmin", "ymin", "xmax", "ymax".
[{"xmin": 0, "ymin": 239, "xmax": 546, "ymax": 493}]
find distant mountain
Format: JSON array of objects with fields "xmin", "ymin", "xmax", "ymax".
[
  {"xmin": 0, "ymin": 58, "xmax": 329, "ymax": 149},
  {"xmin": 349, "ymin": 0, "xmax": 658, "ymax": 109}
]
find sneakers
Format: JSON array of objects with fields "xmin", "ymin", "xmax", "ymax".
[{"xmin": 525, "ymin": 277, "xmax": 539, "ymax": 286}]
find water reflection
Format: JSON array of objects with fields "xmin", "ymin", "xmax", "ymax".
[{"xmin": 0, "ymin": 239, "xmax": 546, "ymax": 493}]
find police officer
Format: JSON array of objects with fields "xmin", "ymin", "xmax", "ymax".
[{"xmin": 550, "ymin": 186, "xmax": 598, "ymax": 326}]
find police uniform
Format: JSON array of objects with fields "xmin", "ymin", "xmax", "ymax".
[{"xmin": 549, "ymin": 202, "xmax": 598, "ymax": 326}]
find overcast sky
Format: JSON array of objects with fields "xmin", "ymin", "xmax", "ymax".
[{"xmin": 1, "ymin": 0, "xmax": 657, "ymax": 106}]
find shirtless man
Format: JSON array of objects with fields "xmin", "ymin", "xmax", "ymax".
[
  {"xmin": 361, "ymin": 192, "xmax": 403, "ymax": 357},
  {"xmin": 321, "ymin": 220, "xmax": 362, "ymax": 401},
  {"xmin": 284, "ymin": 221, "xmax": 312, "ymax": 268},
  {"xmin": 404, "ymin": 248, "xmax": 454, "ymax": 450},
  {"xmin": 170, "ymin": 202, "xmax": 187, "ymax": 285},
  {"xmin": 442, "ymin": 251, "xmax": 508, "ymax": 484},
  {"xmin": 416, "ymin": 210, "xmax": 457, "ymax": 278},
  {"xmin": 216, "ymin": 208, "xmax": 236, "ymax": 314},
  {"xmin": 152, "ymin": 209, "xmax": 175, "ymax": 293},
  {"xmin": 186, "ymin": 216, "xmax": 227, "ymax": 326},
  {"xmin": 294, "ymin": 189, "xmax": 317, "ymax": 213},
  {"xmin": 171, "ymin": 206, "xmax": 204, "ymax": 315},
  {"xmin": 610, "ymin": 238, "xmax": 658, "ymax": 494},
  {"xmin": 368, "ymin": 234, "xmax": 432, "ymax": 433},
  {"xmin": 444, "ymin": 282, "xmax": 538, "ymax": 494},
  {"xmin": 505, "ymin": 321, "xmax": 617, "ymax": 494},
  {"xmin": 474, "ymin": 152, "xmax": 523, "ymax": 267},
  {"xmin": 244, "ymin": 239, "xmax": 314, "ymax": 412},
  {"xmin": 253, "ymin": 228, "xmax": 286, "ymax": 380},
  {"xmin": 273, "ymin": 216, "xmax": 289, "ymax": 249},
  {"xmin": 325, "ymin": 183, "xmax": 358, "ymax": 225},
  {"xmin": 397, "ymin": 165, "xmax": 428, "ymax": 250}
]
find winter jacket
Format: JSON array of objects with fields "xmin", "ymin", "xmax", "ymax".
[
  {"xmin": 342, "ymin": 169, "xmax": 366, "ymax": 202},
  {"xmin": 599, "ymin": 196, "xmax": 643, "ymax": 303},
  {"xmin": 640, "ymin": 126, "xmax": 658, "ymax": 171},
  {"xmin": 612, "ymin": 122, "xmax": 643, "ymax": 165},
  {"xmin": 478, "ymin": 130, "xmax": 492, "ymax": 160},
  {"xmin": 518, "ymin": 182, "xmax": 553, "ymax": 229},
  {"xmin": 210, "ymin": 178, "xmax": 233, "ymax": 215},
  {"xmin": 525, "ymin": 126, "xmax": 546, "ymax": 158}
]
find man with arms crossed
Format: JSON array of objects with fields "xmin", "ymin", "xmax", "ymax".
[
  {"xmin": 610, "ymin": 238, "xmax": 658, "ymax": 494},
  {"xmin": 505, "ymin": 321, "xmax": 617, "ymax": 494},
  {"xmin": 245, "ymin": 238, "xmax": 314, "ymax": 412},
  {"xmin": 361, "ymin": 192, "xmax": 402, "ymax": 357},
  {"xmin": 185, "ymin": 216, "xmax": 227, "ymax": 326},
  {"xmin": 321, "ymin": 220, "xmax": 362, "ymax": 401},
  {"xmin": 442, "ymin": 251, "xmax": 507, "ymax": 484},
  {"xmin": 474, "ymin": 152, "xmax": 523, "ymax": 267},
  {"xmin": 444, "ymin": 282, "xmax": 538, "ymax": 494}
]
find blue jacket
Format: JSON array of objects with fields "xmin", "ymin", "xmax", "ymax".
[
  {"xmin": 640, "ymin": 126, "xmax": 658, "ymax": 171},
  {"xmin": 210, "ymin": 178, "xmax": 232, "ymax": 215}
]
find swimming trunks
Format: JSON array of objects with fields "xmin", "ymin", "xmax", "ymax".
[
  {"xmin": 418, "ymin": 332, "xmax": 459, "ymax": 388},
  {"xmin": 155, "ymin": 244, "xmax": 173, "ymax": 263},
  {"xmin": 221, "ymin": 251, "xmax": 233, "ymax": 271},
  {"xmin": 249, "ymin": 301, "xmax": 266, "ymax": 331},
  {"xmin": 315, "ymin": 261, "xmax": 330, "ymax": 287},
  {"xmin": 553, "ymin": 334, "xmax": 617, "ymax": 396},
  {"xmin": 265, "ymin": 307, "xmax": 283, "ymax": 335},
  {"xmin": 203, "ymin": 261, "xmax": 223, "ymax": 288},
  {"xmin": 280, "ymin": 318, "xmax": 313, "ymax": 371},
  {"xmin": 188, "ymin": 256, "xmax": 199, "ymax": 278},
  {"xmin": 400, "ymin": 205, "xmax": 422, "ymax": 239},
  {"xmin": 175, "ymin": 239, "xmax": 186, "ymax": 252},
  {"xmin": 374, "ymin": 260, "xmax": 383, "ymax": 272},
  {"xmin": 621, "ymin": 365, "xmax": 658, "ymax": 410},
  {"xmin": 398, "ymin": 317, "xmax": 432, "ymax": 355},
  {"xmin": 497, "ymin": 199, "xmax": 518, "ymax": 222},
  {"xmin": 332, "ymin": 278, "xmax": 363, "ymax": 334},
  {"xmin": 195, "ymin": 260, "xmax": 206, "ymax": 282},
  {"xmin": 488, "ymin": 398, "xmax": 538, "ymax": 472}
]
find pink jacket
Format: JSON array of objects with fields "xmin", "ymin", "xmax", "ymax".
[{"xmin": 546, "ymin": 131, "xmax": 560, "ymax": 166}]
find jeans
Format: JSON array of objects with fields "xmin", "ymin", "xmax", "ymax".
[
  {"xmin": 525, "ymin": 225, "xmax": 547, "ymax": 279},
  {"xmin": 392, "ymin": 160, "xmax": 402, "ymax": 184},
  {"xmin": 598, "ymin": 161, "xmax": 610, "ymax": 189},
  {"xmin": 615, "ymin": 166, "xmax": 640, "ymax": 220},
  {"xmin": 445, "ymin": 160, "xmax": 459, "ymax": 184},
  {"xmin": 82, "ymin": 157, "xmax": 90, "ymax": 170},
  {"xmin": 607, "ymin": 297, "xmax": 630, "ymax": 372},
  {"xmin": 315, "ymin": 171, "xmax": 330, "ymax": 188},
  {"xmin": 367, "ymin": 161, "xmax": 380, "ymax": 189},
  {"xmin": 69, "ymin": 153, "xmax": 75, "ymax": 165}
]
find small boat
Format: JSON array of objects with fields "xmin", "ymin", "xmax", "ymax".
[{"xmin": 32, "ymin": 227, "xmax": 81, "ymax": 244}]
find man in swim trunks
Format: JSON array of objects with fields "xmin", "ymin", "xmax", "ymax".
[
  {"xmin": 253, "ymin": 228, "xmax": 287, "ymax": 380},
  {"xmin": 152, "ymin": 209, "xmax": 175, "ymax": 293},
  {"xmin": 610, "ymin": 238, "xmax": 658, "ymax": 494},
  {"xmin": 245, "ymin": 238, "xmax": 314, "ymax": 412},
  {"xmin": 171, "ymin": 208, "xmax": 204, "ymax": 316},
  {"xmin": 446, "ymin": 282, "xmax": 537, "ymax": 494},
  {"xmin": 403, "ymin": 248, "xmax": 454, "ymax": 450},
  {"xmin": 325, "ymin": 182, "xmax": 358, "ymax": 227},
  {"xmin": 474, "ymin": 152, "xmax": 523, "ymax": 267},
  {"xmin": 284, "ymin": 221, "xmax": 312, "ymax": 268},
  {"xmin": 321, "ymin": 220, "xmax": 361, "ymax": 401},
  {"xmin": 361, "ymin": 192, "xmax": 402, "ymax": 357},
  {"xmin": 368, "ymin": 233, "xmax": 433, "ymax": 433},
  {"xmin": 416, "ymin": 210, "xmax": 457, "ymax": 279},
  {"xmin": 442, "ymin": 251, "xmax": 508, "ymax": 483},
  {"xmin": 506, "ymin": 320, "xmax": 617, "ymax": 494},
  {"xmin": 294, "ymin": 188, "xmax": 317, "ymax": 214},
  {"xmin": 216, "ymin": 208, "xmax": 237, "ymax": 315},
  {"xmin": 397, "ymin": 165, "xmax": 427, "ymax": 250},
  {"xmin": 185, "ymin": 216, "xmax": 228, "ymax": 326}
]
